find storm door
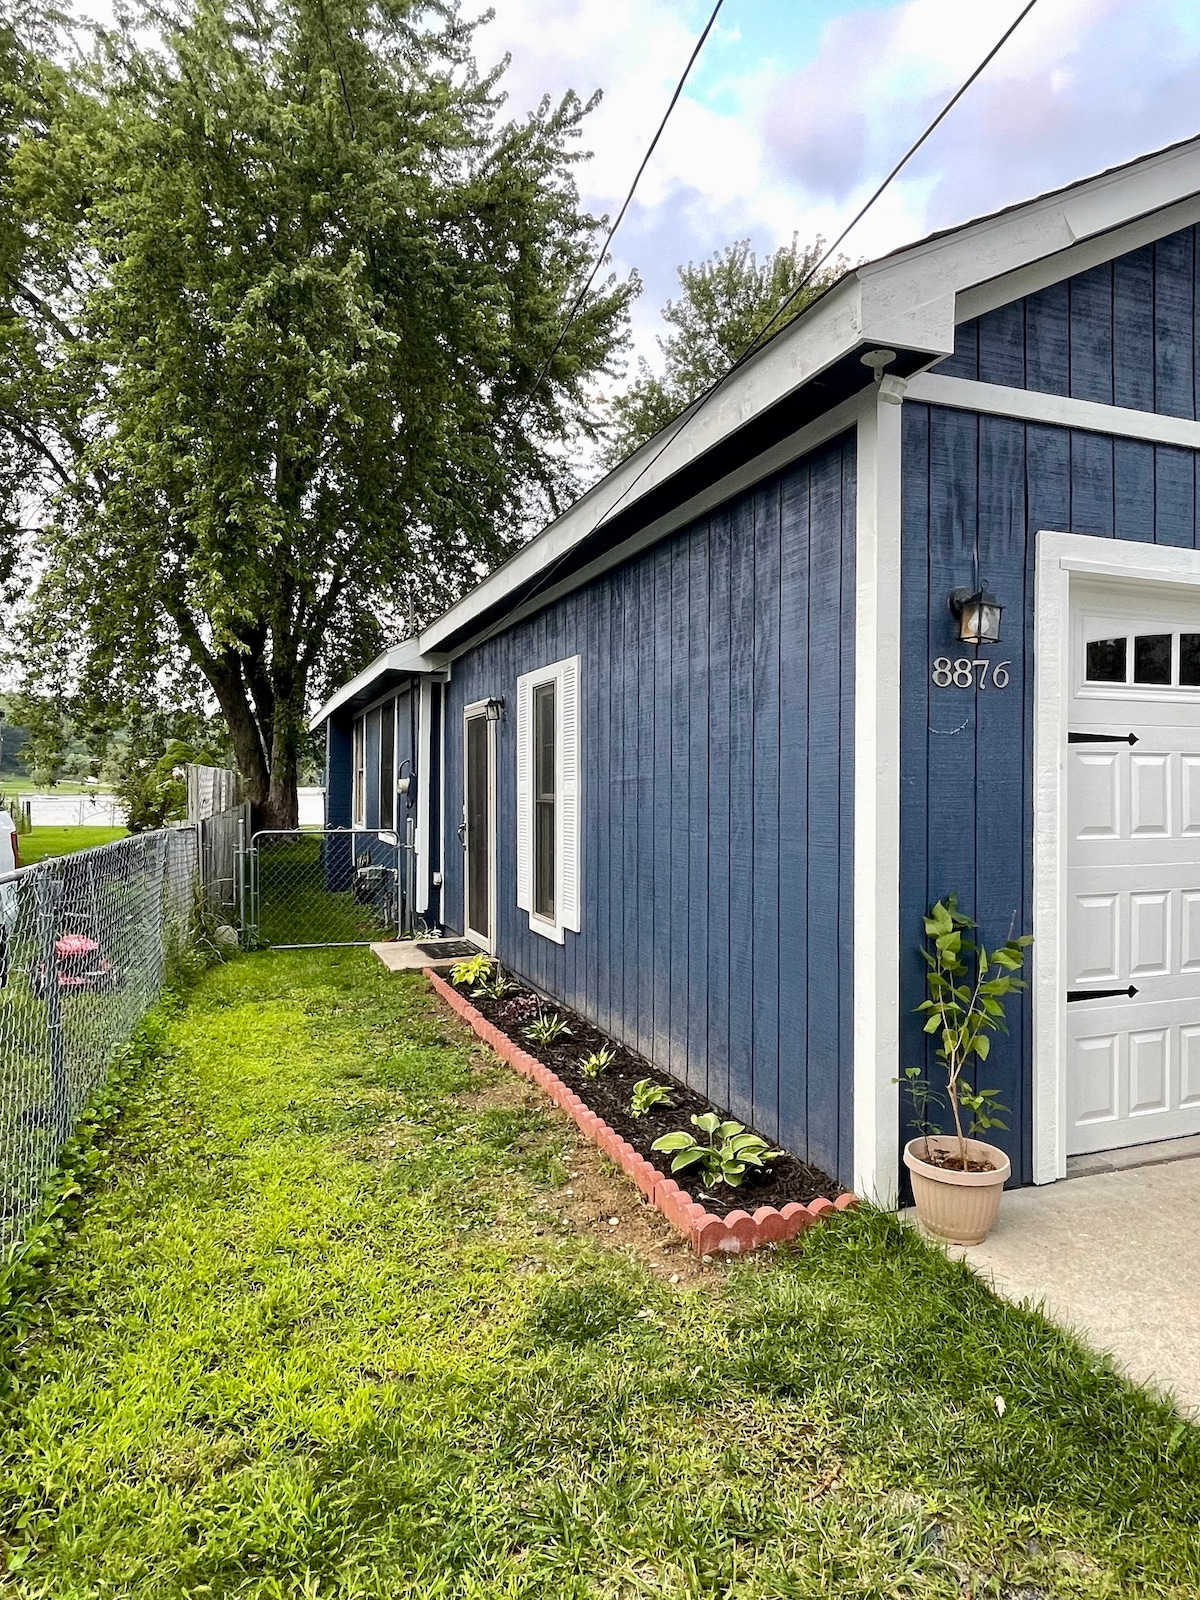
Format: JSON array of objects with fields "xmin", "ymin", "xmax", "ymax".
[{"xmin": 463, "ymin": 707, "xmax": 495, "ymax": 950}]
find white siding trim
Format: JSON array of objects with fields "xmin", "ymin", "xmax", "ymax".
[
  {"xmin": 462, "ymin": 698, "xmax": 497, "ymax": 954},
  {"xmin": 441, "ymin": 393, "xmax": 865, "ymax": 665},
  {"xmin": 515, "ymin": 676, "xmax": 533, "ymax": 915},
  {"xmin": 906, "ymin": 371, "xmax": 1200, "ymax": 450},
  {"xmin": 1032, "ymin": 532, "xmax": 1200, "ymax": 1183},
  {"xmin": 515, "ymin": 654, "xmax": 581, "ymax": 943},
  {"xmin": 416, "ymin": 677, "xmax": 433, "ymax": 914},
  {"xmin": 956, "ymin": 193, "xmax": 1200, "ymax": 324},
  {"xmin": 852, "ymin": 383, "xmax": 905, "ymax": 1206}
]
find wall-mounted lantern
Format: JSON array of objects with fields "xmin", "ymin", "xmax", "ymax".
[
  {"xmin": 485, "ymin": 697, "xmax": 505, "ymax": 722},
  {"xmin": 949, "ymin": 584, "xmax": 1003, "ymax": 646}
]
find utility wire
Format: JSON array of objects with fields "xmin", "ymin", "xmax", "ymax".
[
  {"xmin": 511, "ymin": 0, "xmax": 727, "ymax": 433},
  {"xmin": 588, "ymin": 0, "xmax": 1043, "ymax": 532},
  {"xmin": 460, "ymin": 0, "xmax": 1042, "ymax": 653}
]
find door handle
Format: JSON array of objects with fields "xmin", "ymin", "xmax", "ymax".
[{"xmin": 457, "ymin": 822, "xmax": 467, "ymax": 845}]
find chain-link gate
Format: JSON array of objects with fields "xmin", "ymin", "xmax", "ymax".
[{"xmin": 242, "ymin": 828, "xmax": 415, "ymax": 949}]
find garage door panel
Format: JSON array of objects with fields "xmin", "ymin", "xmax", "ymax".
[
  {"xmin": 1129, "ymin": 1029, "xmax": 1170, "ymax": 1115},
  {"xmin": 1130, "ymin": 753, "xmax": 1171, "ymax": 836},
  {"xmin": 1129, "ymin": 891, "xmax": 1170, "ymax": 977},
  {"xmin": 1070, "ymin": 893, "xmax": 1121, "ymax": 983},
  {"xmin": 1070, "ymin": 752, "xmax": 1121, "ymax": 839}
]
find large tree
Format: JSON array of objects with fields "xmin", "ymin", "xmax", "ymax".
[
  {"xmin": 12, "ymin": 0, "xmax": 633, "ymax": 825},
  {"xmin": 603, "ymin": 235, "xmax": 846, "ymax": 467}
]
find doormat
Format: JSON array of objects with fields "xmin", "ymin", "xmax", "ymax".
[{"xmin": 414, "ymin": 940, "xmax": 480, "ymax": 959}]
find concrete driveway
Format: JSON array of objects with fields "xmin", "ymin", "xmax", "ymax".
[{"xmin": 929, "ymin": 1154, "xmax": 1200, "ymax": 1417}]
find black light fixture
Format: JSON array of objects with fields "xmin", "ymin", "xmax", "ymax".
[
  {"xmin": 484, "ymin": 697, "xmax": 505, "ymax": 722},
  {"xmin": 949, "ymin": 583, "xmax": 1003, "ymax": 646}
]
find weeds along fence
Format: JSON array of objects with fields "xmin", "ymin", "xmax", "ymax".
[{"xmin": 0, "ymin": 828, "xmax": 198, "ymax": 1244}]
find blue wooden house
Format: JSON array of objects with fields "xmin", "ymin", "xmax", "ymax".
[{"xmin": 314, "ymin": 135, "xmax": 1200, "ymax": 1203}]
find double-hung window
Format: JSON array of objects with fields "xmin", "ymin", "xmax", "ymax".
[
  {"xmin": 352, "ymin": 717, "xmax": 366, "ymax": 827},
  {"xmin": 379, "ymin": 701, "xmax": 396, "ymax": 833},
  {"xmin": 516, "ymin": 655, "xmax": 581, "ymax": 942}
]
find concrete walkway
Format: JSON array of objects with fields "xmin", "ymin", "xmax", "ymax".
[{"xmin": 935, "ymin": 1156, "xmax": 1200, "ymax": 1417}]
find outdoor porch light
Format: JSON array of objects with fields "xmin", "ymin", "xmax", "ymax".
[
  {"xmin": 485, "ymin": 697, "xmax": 505, "ymax": 722},
  {"xmin": 949, "ymin": 584, "xmax": 1003, "ymax": 646}
]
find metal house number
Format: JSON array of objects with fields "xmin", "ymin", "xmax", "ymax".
[{"xmin": 930, "ymin": 656, "xmax": 1011, "ymax": 690}]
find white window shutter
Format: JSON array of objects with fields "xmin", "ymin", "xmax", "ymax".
[
  {"xmin": 558, "ymin": 655, "xmax": 581, "ymax": 932},
  {"xmin": 515, "ymin": 673, "xmax": 533, "ymax": 911}
]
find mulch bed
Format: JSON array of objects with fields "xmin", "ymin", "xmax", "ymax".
[{"xmin": 448, "ymin": 974, "xmax": 843, "ymax": 1219}]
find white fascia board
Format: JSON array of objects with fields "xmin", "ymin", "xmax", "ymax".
[
  {"xmin": 862, "ymin": 135, "xmax": 1200, "ymax": 336},
  {"xmin": 418, "ymin": 276, "xmax": 874, "ymax": 657},
  {"xmin": 959, "ymin": 193, "xmax": 1200, "ymax": 324},
  {"xmin": 308, "ymin": 638, "xmax": 441, "ymax": 730}
]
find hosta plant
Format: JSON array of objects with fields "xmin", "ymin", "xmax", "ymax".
[
  {"xmin": 525, "ymin": 1012, "xmax": 572, "ymax": 1045},
  {"xmin": 450, "ymin": 953, "xmax": 493, "ymax": 988},
  {"xmin": 629, "ymin": 1079, "xmax": 672, "ymax": 1118},
  {"xmin": 580, "ymin": 1046, "xmax": 616, "ymax": 1079},
  {"xmin": 652, "ymin": 1113, "xmax": 781, "ymax": 1189},
  {"xmin": 472, "ymin": 968, "xmax": 518, "ymax": 1000}
]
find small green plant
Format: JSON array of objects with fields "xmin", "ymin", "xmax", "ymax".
[
  {"xmin": 472, "ymin": 967, "xmax": 518, "ymax": 1000},
  {"xmin": 579, "ymin": 1046, "xmax": 616, "ymax": 1079},
  {"xmin": 652, "ymin": 1113, "xmax": 781, "ymax": 1189},
  {"xmin": 907, "ymin": 894, "xmax": 1032, "ymax": 1169},
  {"xmin": 629, "ymin": 1079, "xmax": 672, "ymax": 1117},
  {"xmin": 525, "ymin": 1011, "xmax": 572, "ymax": 1045},
  {"xmin": 451, "ymin": 952, "xmax": 493, "ymax": 988}
]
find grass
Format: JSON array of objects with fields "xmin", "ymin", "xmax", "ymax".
[
  {"xmin": 0, "ymin": 778, "xmax": 100, "ymax": 796},
  {"xmin": 0, "ymin": 950, "xmax": 1197, "ymax": 1598},
  {"xmin": 16, "ymin": 826, "xmax": 128, "ymax": 864}
]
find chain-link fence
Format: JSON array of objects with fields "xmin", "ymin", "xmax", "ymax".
[
  {"xmin": 0, "ymin": 828, "xmax": 198, "ymax": 1244},
  {"xmin": 245, "ymin": 828, "xmax": 412, "ymax": 948}
]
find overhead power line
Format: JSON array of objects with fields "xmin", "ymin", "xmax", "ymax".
[
  {"xmin": 511, "ymin": 0, "xmax": 727, "ymax": 433},
  {"xmin": 590, "ymin": 0, "xmax": 1043, "ymax": 532},
  {"xmin": 466, "ymin": 0, "xmax": 1043, "ymax": 656}
]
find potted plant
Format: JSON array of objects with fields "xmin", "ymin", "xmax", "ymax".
[{"xmin": 902, "ymin": 896, "xmax": 1032, "ymax": 1245}]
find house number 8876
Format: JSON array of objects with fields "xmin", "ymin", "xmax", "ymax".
[{"xmin": 931, "ymin": 656, "xmax": 1011, "ymax": 689}]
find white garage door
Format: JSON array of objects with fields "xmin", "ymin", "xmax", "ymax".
[{"xmin": 1067, "ymin": 582, "xmax": 1200, "ymax": 1154}]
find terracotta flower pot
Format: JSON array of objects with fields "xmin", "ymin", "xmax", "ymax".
[{"xmin": 903, "ymin": 1135, "xmax": 1010, "ymax": 1245}]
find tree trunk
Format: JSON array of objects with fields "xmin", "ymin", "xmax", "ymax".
[{"xmin": 259, "ymin": 668, "xmax": 304, "ymax": 831}]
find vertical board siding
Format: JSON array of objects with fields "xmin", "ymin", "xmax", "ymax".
[
  {"xmin": 902, "ymin": 402, "xmax": 1200, "ymax": 1185},
  {"xmin": 942, "ymin": 223, "xmax": 1200, "ymax": 420},
  {"xmin": 442, "ymin": 432, "xmax": 856, "ymax": 1184}
]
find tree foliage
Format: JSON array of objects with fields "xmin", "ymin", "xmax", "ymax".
[
  {"xmin": 603, "ymin": 235, "xmax": 847, "ymax": 467},
  {"xmin": 9, "ymin": 0, "xmax": 634, "ymax": 824}
]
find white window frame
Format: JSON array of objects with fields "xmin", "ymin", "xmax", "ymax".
[
  {"xmin": 516, "ymin": 654, "xmax": 581, "ymax": 943},
  {"xmin": 352, "ymin": 715, "xmax": 366, "ymax": 828}
]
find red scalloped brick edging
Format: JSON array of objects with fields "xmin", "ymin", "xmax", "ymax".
[{"xmin": 425, "ymin": 968, "xmax": 858, "ymax": 1254}]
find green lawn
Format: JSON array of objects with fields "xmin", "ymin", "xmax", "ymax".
[
  {"xmin": 0, "ymin": 950, "xmax": 1197, "ymax": 1598},
  {"xmin": 0, "ymin": 778, "xmax": 99, "ymax": 795},
  {"xmin": 16, "ymin": 825, "xmax": 127, "ymax": 864}
]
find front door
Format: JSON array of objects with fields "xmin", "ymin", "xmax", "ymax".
[
  {"xmin": 1066, "ymin": 582, "xmax": 1200, "ymax": 1153},
  {"xmin": 463, "ymin": 708, "xmax": 494, "ymax": 949}
]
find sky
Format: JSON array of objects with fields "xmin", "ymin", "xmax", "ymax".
[{"xmin": 471, "ymin": 0, "xmax": 1200, "ymax": 363}]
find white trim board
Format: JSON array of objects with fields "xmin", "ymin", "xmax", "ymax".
[
  {"xmin": 853, "ymin": 382, "xmax": 904, "ymax": 1206},
  {"xmin": 1032, "ymin": 532, "xmax": 1200, "ymax": 1183},
  {"xmin": 957, "ymin": 192, "xmax": 1200, "ymax": 324},
  {"xmin": 442, "ymin": 392, "xmax": 864, "ymax": 664},
  {"xmin": 907, "ymin": 372, "xmax": 1200, "ymax": 450}
]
